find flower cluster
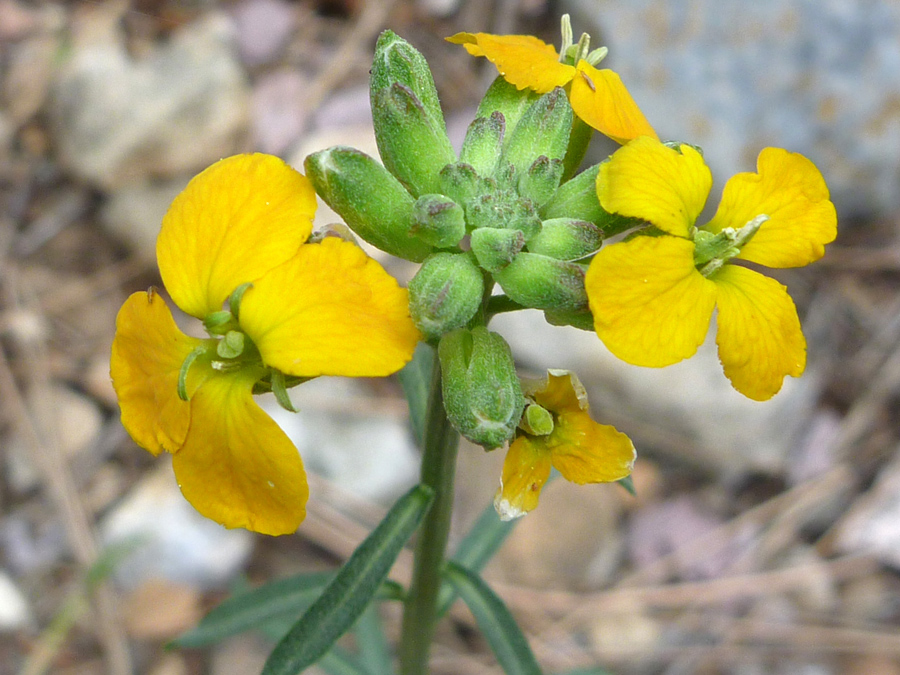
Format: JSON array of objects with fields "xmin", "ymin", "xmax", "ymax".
[{"xmin": 111, "ymin": 154, "xmax": 419, "ymax": 535}]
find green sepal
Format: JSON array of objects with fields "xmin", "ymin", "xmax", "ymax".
[
  {"xmin": 408, "ymin": 252, "xmax": 484, "ymax": 341},
  {"xmin": 228, "ymin": 282, "xmax": 253, "ymax": 319},
  {"xmin": 518, "ymin": 155, "xmax": 564, "ymax": 208},
  {"xmin": 470, "ymin": 227, "xmax": 525, "ymax": 272},
  {"xmin": 494, "ymin": 252, "xmax": 588, "ymax": 311},
  {"xmin": 261, "ymin": 484, "xmax": 434, "ymax": 675},
  {"xmin": 270, "ymin": 369, "xmax": 298, "ymax": 413},
  {"xmin": 460, "ymin": 112, "xmax": 505, "ymax": 178},
  {"xmin": 304, "ymin": 147, "xmax": 432, "ymax": 262},
  {"xmin": 177, "ymin": 346, "xmax": 207, "ymax": 401},
  {"xmin": 543, "ymin": 307, "xmax": 595, "ymax": 332},
  {"xmin": 617, "ymin": 474, "xmax": 637, "ymax": 497},
  {"xmin": 438, "ymin": 327, "xmax": 525, "ymax": 450},
  {"xmin": 203, "ymin": 310, "xmax": 236, "ymax": 335},
  {"xmin": 527, "ymin": 218, "xmax": 603, "ymax": 261},
  {"xmin": 541, "ymin": 163, "xmax": 642, "ymax": 236},
  {"xmin": 443, "ymin": 562, "xmax": 542, "ymax": 675},
  {"xmin": 371, "ymin": 83, "xmax": 456, "ymax": 198},
  {"xmin": 476, "ymin": 76, "xmax": 541, "ymax": 145},
  {"xmin": 371, "ymin": 31, "xmax": 446, "ymax": 135},
  {"xmin": 411, "ymin": 194, "xmax": 466, "ymax": 248},
  {"xmin": 502, "ymin": 88, "xmax": 573, "ymax": 179}
]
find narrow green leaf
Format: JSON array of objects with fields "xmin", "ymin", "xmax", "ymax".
[
  {"xmin": 437, "ymin": 503, "xmax": 517, "ymax": 616},
  {"xmin": 172, "ymin": 571, "xmax": 334, "ymax": 648},
  {"xmin": 354, "ymin": 605, "xmax": 394, "ymax": 675},
  {"xmin": 397, "ymin": 343, "xmax": 435, "ymax": 446},
  {"xmin": 262, "ymin": 484, "xmax": 434, "ymax": 675},
  {"xmin": 617, "ymin": 475, "xmax": 636, "ymax": 497},
  {"xmin": 317, "ymin": 645, "xmax": 372, "ymax": 675},
  {"xmin": 444, "ymin": 562, "xmax": 542, "ymax": 675}
]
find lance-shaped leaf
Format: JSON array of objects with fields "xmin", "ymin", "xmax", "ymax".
[
  {"xmin": 444, "ymin": 561, "xmax": 542, "ymax": 675},
  {"xmin": 262, "ymin": 485, "xmax": 434, "ymax": 675}
]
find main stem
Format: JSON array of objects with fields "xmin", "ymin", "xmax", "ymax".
[{"xmin": 399, "ymin": 351, "xmax": 459, "ymax": 675}]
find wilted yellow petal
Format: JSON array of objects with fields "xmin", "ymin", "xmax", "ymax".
[
  {"xmin": 158, "ymin": 154, "xmax": 317, "ymax": 319},
  {"xmin": 598, "ymin": 137, "xmax": 711, "ymax": 237},
  {"xmin": 446, "ymin": 32, "xmax": 575, "ymax": 93},
  {"xmin": 705, "ymin": 148, "xmax": 837, "ymax": 268},
  {"xmin": 526, "ymin": 369, "xmax": 587, "ymax": 415},
  {"xmin": 494, "ymin": 436, "xmax": 552, "ymax": 520},
  {"xmin": 110, "ymin": 291, "xmax": 212, "ymax": 456},
  {"xmin": 569, "ymin": 62, "xmax": 658, "ymax": 144},
  {"xmin": 172, "ymin": 369, "xmax": 309, "ymax": 535},
  {"xmin": 550, "ymin": 411, "xmax": 635, "ymax": 484},
  {"xmin": 239, "ymin": 237, "xmax": 421, "ymax": 378},
  {"xmin": 586, "ymin": 235, "xmax": 717, "ymax": 367},
  {"xmin": 713, "ymin": 265, "xmax": 806, "ymax": 401}
]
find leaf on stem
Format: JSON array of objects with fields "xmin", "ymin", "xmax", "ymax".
[
  {"xmin": 444, "ymin": 561, "xmax": 543, "ymax": 675},
  {"xmin": 262, "ymin": 484, "xmax": 434, "ymax": 675}
]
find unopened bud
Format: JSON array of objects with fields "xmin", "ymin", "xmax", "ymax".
[
  {"xmin": 527, "ymin": 218, "xmax": 603, "ymax": 261},
  {"xmin": 477, "ymin": 77, "xmax": 541, "ymax": 140},
  {"xmin": 502, "ymin": 88, "xmax": 572, "ymax": 179},
  {"xmin": 541, "ymin": 163, "xmax": 641, "ymax": 235},
  {"xmin": 470, "ymin": 227, "xmax": 525, "ymax": 272},
  {"xmin": 408, "ymin": 252, "xmax": 484, "ymax": 341},
  {"xmin": 304, "ymin": 147, "xmax": 432, "ymax": 262},
  {"xmin": 411, "ymin": 194, "xmax": 466, "ymax": 248},
  {"xmin": 518, "ymin": 155, "xmax": 564, "ymax": 207},
  {"xmin": 460, "ymin": 112, "xmax": 505, "ymax": 178},
  {"xmin": 438, "ymin": 327, "xmax": 525, "ymax": 449},
  {"xmin": 494, "ymin": 252, "xmax": 588, "ymax": 311}
]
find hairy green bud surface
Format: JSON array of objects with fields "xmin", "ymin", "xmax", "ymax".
[
  {"xmin": 408, "ymin": 252, "xmax": 484, "ymax": 341},
  {"xmin": 494, "ymin": 252, "xmax": 588, "ymax": 311},
  {"xmin": 466, "ymin": 191, "xmax": 541, "ymax": 240},
  {"xmin": 411, "ymin": 194, "xmax": 466, "ymax": 248},
  {"xmin": 502, "ymin": 88, "xmax": 573, "ymax": 179},
  {"xmin": 476, "ymin": 77, "xmax": 541, "ymax": 144},
  {"xmin": 527, "ymin": 218, "xmax": 603, "ymax": 261},
  {"xmin": 438, "ymin": 327, "xmax": 525, "ymax": 450},
  {"xmin": 518, "ymin": 155, "xmax": 564, "ymax": 208},
  {"xmin": 541, "ymin": 163, "xmax": 643, "ymax": 235},
  {"xmin": 460, "ymin": 112, "xmax": 505, "ymax": 179},
  {"xmin": 371, "ymin": 83, "xmax": 456, "ymax": 197},
  {"xmin": 470, "ymin": 227, "xmax": 525, "ymax": 272},
  {"xmin": 304, "ymin": 147, "xmax": 432, "ymax": 262}
]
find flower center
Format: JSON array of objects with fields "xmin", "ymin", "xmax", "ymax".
[{"xmin": 693, "ymin": 214, "xmax": 768, "ymax": 277}]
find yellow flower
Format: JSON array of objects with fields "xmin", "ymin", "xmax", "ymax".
[
  {"xmin": 585, "ymin": 137, "xmax": 837, "ymax": 401},
  {"xmin": 494, "ymin": 370, "xmax": 635, "ymax": 520},
  {"xmin": 446, "ymin": 31, "xmax": 657, "ymax": 144},
  {"xmin": 110, "ymin": 154, "xmax": 421, "ymax": 535}
]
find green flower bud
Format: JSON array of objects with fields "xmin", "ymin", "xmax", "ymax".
[
  {"xmin": 371, "ymin": 31, "xmax": 446, "ymax": 134},
  {"xmin": 460, "ymin": 112, "xmax": 505, "ymax": 178},
  {"xmin": 527, "ymin": 218, "xmax": 603, "ymax": 261},
  {"xmin": 466, "ymin": 191, "xmax": 541, "ymax": 240},
  {"xmin": 411, "ymin": 194, "xmax": 466, "ymax": 248},
  {"xmin": 476, "ymin": 77, "xmax": 541, "ymax": 143},
  {"xmin": 561, "ymin": 116, "xmax": 593, "ymax": 182},
  {"xmin": 502, "ymin": 88, "xmax": 572, "ymax": 179},
  {"xmin": 304, "ymin": 147, "xmax": 432, "ymax": 262},
  {"xmin": 518, "ymin": 155, "xmax": 564, "ymax": 208},
  {"xmin": 438, "ymin": 327, "xmax": 525, "ymax": 449},
  {"xmin": 439, "ymin": 162, "xmax": 482, "ymax": 209},
  {"xmin": 470, "ymin": 228, "xmax": 525, "ymax": 272},
  {"xmin": 408, "ymin": 252, "xmax": 484, "ymax": 341},
  {"xmin": 541, "ymin": 163, "xmax": 642, "ymax": 236},
  {"xmin": 521, "ymin": 403, "xmax": 554, "ymax": 436},
  {"xmin": 494, "ymin": 252, "xmax": 588, "ymax": 311},
  {"xmin": 371, "ymin": 83, "xmax": 456, "ymax": 197}
]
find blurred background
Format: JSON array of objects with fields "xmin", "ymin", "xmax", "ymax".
[{"xmin": 2, "ymin": 0, "xmax": 900, "ymax": 673}]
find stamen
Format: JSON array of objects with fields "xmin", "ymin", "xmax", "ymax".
[{"xmin": 177, "ymin": 346, "xmax": 207, "ymax": 401}]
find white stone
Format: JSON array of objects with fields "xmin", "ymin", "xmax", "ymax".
[{"xmin": 100, "ymin": 464, "xmax": 253, "ymax": 590}]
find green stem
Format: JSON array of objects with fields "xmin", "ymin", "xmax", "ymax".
[{"xmin": 399, "ymin": 351, "xmax": 459, "ymax": 675}]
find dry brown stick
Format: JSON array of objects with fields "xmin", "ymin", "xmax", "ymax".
[{"xmin": 0, "ymin": 275, "xmax": 132, "ymax": 675}]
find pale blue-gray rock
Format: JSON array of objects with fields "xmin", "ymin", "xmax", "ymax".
[{"xmin": 563, "ymin": 0, "xmax": 900, "ymax": 217}]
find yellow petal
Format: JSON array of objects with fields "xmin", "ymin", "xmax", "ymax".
[
  {"xmin": 597, "ymin": 137, "xmax": 711, "ymax": 237},
  {"xmin": 157, "ymin": 154, "xmax": 317, "ymax": 319},
  {"xmin": 705, "ymin": 148, "xmax": 837, "ymax": 268},
  {"xmin": 585, "ymin": 235, "xmax": 717, "ymax": 367},
  {"xmin": 494, "ymin": 436, "xmax": 552, "ymax": 520},
  {"xmin": 446, "ymin": 32, "xmax": 575, "ymax": 93},
  {"xmin": 549, "ymin": 411, "xmax": 635, "ymax": 484},
  {"xmin": 713, "ymin": 264, "xmax": 806, "ymax": 401},
  {"xmin": 110, "ymin": 291, "xmax": 211, "ymax": 456},
  {"xmin": 569, "ymin": 62, "xmax": 658, "ymax": 144},
  {"xmin": 172, "ymin": 369, "xmax": 309, "ymax": 535},
  {"xmin": 526, "ymin": 369, "xmax": 588, "ymax": 415},
  {"xmin": 239, "ymin": 237, "xmax": 421, "ymax": 378}
]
